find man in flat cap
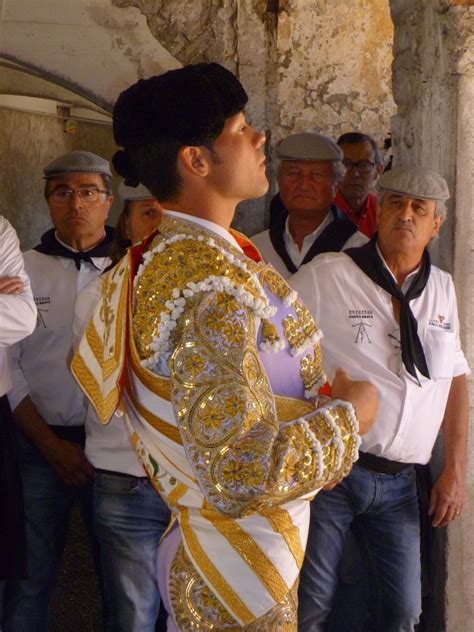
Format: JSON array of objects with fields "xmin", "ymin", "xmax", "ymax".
[
  {"xmin": 252, "ymin": 132, "xmax": 367, "ymax": 279},
  {"xmin": 335, "ymin": 132, "xmax": 385, "ymax": 237},
  {"xmin": 291, "ymin": 165, "xmax": 469, "ymax": 631},
  {"xmin": 72, "ymin": 63, "xmax": 376, "ymax": 630},
  {"xmin": 2, "ymin": 151, "xmax": 114, "ymax": 631}
]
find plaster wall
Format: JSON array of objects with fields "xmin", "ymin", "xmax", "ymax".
[
  {"xmin": 1, "ymin": 1, "xmax": 396, "ymax": 236},
  {"xmin": 0, "ymin": 107, "xmax": 120, "ymax": 250},
  {"xmin": 111, "ymin": 0, "xmax": 396, "ymax": 235},
  {"xmin": 0, "ymin": 0, "xmax": 180, "ymax": 109},
  {"xmin": 274, "ymin": 0, "xmax": 395, "ymax": 146},
  {"xmin": 389, "ymin": 1, "xmax": 474, "ymax": 629}
]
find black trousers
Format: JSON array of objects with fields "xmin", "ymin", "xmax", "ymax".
[{"xmin": 0, "ymin": 395, "xmax": 27, "ymax": 580}]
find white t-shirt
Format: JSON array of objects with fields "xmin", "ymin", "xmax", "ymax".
[{"xmin": 290, "ymin": 251, "xmax": 469, "ymax": 464}]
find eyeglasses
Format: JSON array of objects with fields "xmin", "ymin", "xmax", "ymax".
[
  {"xmin": 48, "ymin": 187, "xmax": 109, "ymax": 204},
  {"xmin": 342, "ymin": 159, "xmax": 376, "ymax": 174}
]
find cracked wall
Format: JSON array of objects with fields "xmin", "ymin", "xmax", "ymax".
[
  {"xmin": 389, "ymin": 2, "xmax": 474, "ymax": 629},
  {"xmin": 1, "ymin": 0, "xmax": 395, "ymax": 236},
  {"xmin": 113, "ymin": 0, "xmax": 395, "ymax": 235},
  {"xmin": 274, "ymin": 1, "xmax": 395, "ymax": 146}
]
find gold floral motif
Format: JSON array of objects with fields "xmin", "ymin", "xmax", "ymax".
[
  {"xmin": 299, "ymin": 346, "xmax": 325, "ymax": 393},
  {"xmin": 133, "ymin": 216, "xmax": 264, "ymax": 361},
  {"xmin": 282, "ymin": 300, "xmax": 318, "ymax": 352},
  {"xmin": 220, "ymin": 458, "xmax": 266, "ymax": 489},
  {"xmin": 199, "ymin": 402, "xmax": 227, "ymax": 433},
  {"xmin": 271, "ymin": 425, "xmax": 317, "ymax": 494},
  {"xmin": 258, "ymin": 267, "xmax": 294, "ymax": 304},
  {"xmin": 187, "ymin": 384, "xmax": 260, "ymax": 450},
  {"xmin": 168, "ymin": 542, "xmax": 298, "ymax": 630},
  {"xmin": 183, "ymin": 353, "xmax": 205, "ymax": 375}
]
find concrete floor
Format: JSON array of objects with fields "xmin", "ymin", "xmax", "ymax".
[{"xmin": 51, "ymin": 501, "xmax": 102, "ymax": 632}]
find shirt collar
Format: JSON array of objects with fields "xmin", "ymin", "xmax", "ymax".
[
  {"xmin": 54, "ymin": 231, "xmax": 106, "ymax": 253},
  {"xmin": 283, "ymin": 212, "xmax": 332, "ymax": 248},
  {"xmin": 376, "ymin": 241, "xmax": 421, "ymax": 291},
  {"xmin": 163, "ymin": 210, "xmax": 243, "ymax": 252}
]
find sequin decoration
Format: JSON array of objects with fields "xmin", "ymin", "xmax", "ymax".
[{"xmin": 168, "ymin": 542, "xmax": 298, "ymax": 630}]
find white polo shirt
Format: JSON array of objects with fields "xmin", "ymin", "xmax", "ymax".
[
  {"xmin": 290, "ymin": 251, "xmax": 469, "ymax": 465},
  {"xmin": 252, "ymin": 215, "xmax": 367, "ymax": 279}
]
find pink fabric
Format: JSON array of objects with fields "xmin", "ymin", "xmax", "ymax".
[{"xmin": 157, "ymin": 525, "xmax": 182, "ymax": 632}]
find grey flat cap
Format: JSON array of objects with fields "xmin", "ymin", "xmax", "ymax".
[
  {"xmin": 43, "ymin": 151, "xmax": 112, "ymax": 178},
  {"xmin": 377, "ymin": 165, "xmax": 450, "ymax": 201},
  {"xmin": 118, "ymin": 181, "xmax": 154, "ymax": 201},
  {"xmin": 276, "ymin": 132, "xmax": 343, "ymax": 161}
]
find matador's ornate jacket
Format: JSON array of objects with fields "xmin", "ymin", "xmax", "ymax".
[{"xmin": 72, "ymin": 213, "xmax": 360, "ymax": 630}]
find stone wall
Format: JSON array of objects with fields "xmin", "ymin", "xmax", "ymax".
[
  {"xmin": 112, "ymin": 0, "xmax": 396, "ymax": 235},
  {"xmin": 389, "ymin": 2, "xmax": 474, "ymax": 629},
  {"xmin": 0, "ymin": 106, "xmax": 120, "ymax": 249}
]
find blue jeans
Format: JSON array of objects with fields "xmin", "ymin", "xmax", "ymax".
[
  {"xmin": 298, "ymin": 464, "xmax": 421, "ymax": 632},
  {"xmin": 93, "ymin": 470, "xmax": 171, "ymax": 632},
  {"xmin": 2, "ymin": 430, "xmax": 94, "ymax": 632}
]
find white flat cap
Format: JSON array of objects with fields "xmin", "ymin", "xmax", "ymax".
[
  {"xmin": 118, "ymin": 181, "xmax": 154, "ymax": 201},
  {"xmin": 43, "ymin": 151, "xmax": 112, "ymax": 178},
  {"xmin": 377, "ymin": 166, "xmax": 450, "ymax": 201},
  {"xmin": 276, "ymin": 133, "xmax": 343, "ymax": 161}
]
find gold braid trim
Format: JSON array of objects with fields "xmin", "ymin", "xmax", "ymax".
[
  {"xmin": 200, "ymin": 505, "xmax": 288, "ymax": 605},
  {"xmin": 259, "ymin": 506, "xmax": 305, "ymax": 568},
  {"xmin": 180, "ymin": 507, "xmax": 255, "ymax": 626}
]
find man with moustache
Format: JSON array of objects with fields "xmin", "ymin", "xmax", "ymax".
[{"xmin": 292, "ymin": 166, "xmax": 469, "ymax": 631}]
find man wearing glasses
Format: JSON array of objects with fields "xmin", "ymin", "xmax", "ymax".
[
  {"xmin": 335, "ymin": 132, "xmax": 385, "ymax": 237},
  {"xmin": 292, "ymin": 166, "xmax": 469, "ymax": 631},
  {"xmin": 2, "ymin": 151, "xmax": 114, "ymax": 631},
  {"xmin": 252, "ymin": 132, "xmax": 367, "ymax": 279}
]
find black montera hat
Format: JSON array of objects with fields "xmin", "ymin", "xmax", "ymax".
[{"xmin": 112, "ymin": 63, "xmax": 248, "ymax": 185}]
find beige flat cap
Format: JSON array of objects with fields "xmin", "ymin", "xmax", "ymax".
[
  {"xmin": 276, "ymin": 133, "xmax": 343, "ymax": 161},
  {"xmin": 377, "ymin": 165, "xmax": 450, "ymax": 201},
  {"xmin": 43, "ymin": 151, "xmax": 112, "ymax": 178}
]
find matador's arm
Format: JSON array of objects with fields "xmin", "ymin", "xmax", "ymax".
[{"xmin": 169, "ymin": 289, "xmax": 360, "ymax": 518}]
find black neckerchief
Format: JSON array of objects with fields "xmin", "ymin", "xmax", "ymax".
[
  {"xmin": 34, "ymin": 226, "xmax": 114, "ymax": 270},
  {"xmin": 268, "ymin": 194, "xmax": 358, "ymax": 273},
  {"xmin": 345, "ymin": 235, "xmax": 431, "ymax": 385}
]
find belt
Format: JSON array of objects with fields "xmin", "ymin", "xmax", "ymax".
[
  {"xmin": 357, "ymin": 451, "xmax": 414, "ymax": 475},
  {"xmin": 95, "ymin": 467, "xmax": 147, "ymax": 480},
  {"xmin": 49, "ymin": 424, "xmax": 86, "ymax": 446}
]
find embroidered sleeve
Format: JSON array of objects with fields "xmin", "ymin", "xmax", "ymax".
[{"xmin": 170, "ymin": 289, "xmax": 360, "ymax": 518}]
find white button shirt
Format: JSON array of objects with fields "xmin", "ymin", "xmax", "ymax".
[
  {"xmin": 252, "ymin": 215, "xmax": 367, "ymax": 279},
  {"xmin": 8, "ymin": 249, "xmax": 109, "ymax": 426},
  {"xmin": 290, "ymin": 251, "xmax": 469, "ymax": 464},
  {"xmin": 0, "ymin": 217, "xmax": 37, "ymax": 396}
]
